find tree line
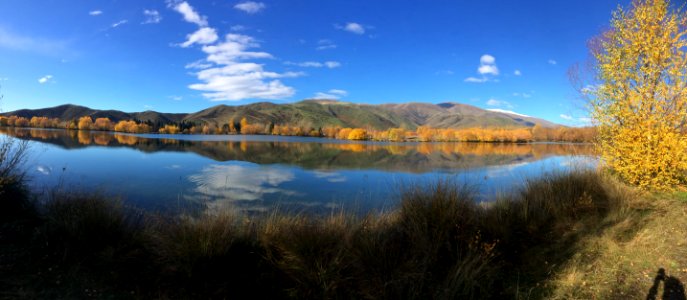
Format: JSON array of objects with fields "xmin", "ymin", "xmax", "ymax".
[{"xmin": 0, "ymin": 115, "xmax": 596, "ymax": 142}]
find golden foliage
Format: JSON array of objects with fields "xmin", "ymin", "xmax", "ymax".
[
  {"xmin": 77, "ymin": 116, "xmax": 93, "ymax": 130},
  {"xmin": 590, "ymin": 0, "xmax": 687, "ymax": 189},
  {"xmin": 93, "ymin": 118, "xmax": 113, "ymax": 131},
  {"xmin": 114, "ymin": 120, "xmax": 151, "ymax": 133},
  {"xmin": 159, "ymin": 124, "xmax": 181, "ymax": 134},
  {"xmin": 347, "ymin": 128, "xmax": 367, "ymax": 140}
]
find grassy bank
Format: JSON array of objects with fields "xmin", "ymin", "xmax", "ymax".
[
  {"xmin": 1, "ymin": 137, "xmax": 685, "ymax": 298},
  {"xmin": 5, "ymin": 169, "xmax": 676, "ymax": 299}
]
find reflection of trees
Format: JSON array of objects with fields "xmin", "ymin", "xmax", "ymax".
[{"xmin": 0, "ymin": 127, "xmax": 596, "ymax": 172}]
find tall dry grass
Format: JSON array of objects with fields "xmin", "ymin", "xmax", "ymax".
[{"xmin": 1, "ymin": 169, "xmax": 640, "ymax": 299}]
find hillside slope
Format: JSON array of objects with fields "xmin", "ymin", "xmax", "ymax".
[{"xmin": 4, "ymin": 100, "xmax": 560, "ymax": 130}]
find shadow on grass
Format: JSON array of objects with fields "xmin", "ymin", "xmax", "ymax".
[
  {"xmin": 1, "ymin": 170, "xmax": 637, "ymax": 299},
  {"xmin": 647, "ymin": 268, "xmax": 686, "ymax": 300}
]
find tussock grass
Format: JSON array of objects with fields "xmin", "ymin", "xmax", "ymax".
[{"xmin": 4, "ymin": 168, "xmax": 677, "ymax": 299}]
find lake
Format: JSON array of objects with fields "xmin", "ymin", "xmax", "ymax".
[{"xmin": 1, "ymin": 127, "xmax": 596, "ymax": 216}]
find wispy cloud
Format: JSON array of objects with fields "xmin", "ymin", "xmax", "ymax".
[
  {"xmin": 185, "ymin": 59, "xmax": 213, "ymax": 69},
  {"xmin": 142, "ymin": 10, "xmax": 162, "ymax": 24},
  {"xmin": 313, "ymin": 89, "xmax": 348, "ymax": 99},
  {"xmin": 169, "ymin": 95, "xmax": 183, "ymax": 101},
  {"xmin": 284, "ymin": 61, "xmax": 341, "ymax": 68},
  {"xmin": 464, "ymin": 77, "xmax": 488, "ymax": 83},
  {"xmin": 465, "ymin": 54, "xmax": 499, "ymax": 83},
  {"xmin": 486, "ymin": 98, "xmax": 513, "ymax": 108},
  {"xmin": 234, "ymin": 1, "xmax": 266, "ymax": 14},
  {"xmin": 548, "ymin": 59, "xmax": 557, "ymax": 65},
  {"xmin": 89, "ymin": 10, "xmax": 102, "ymax": 16},
  {"xmin": 316, "ymin": 39, "xmax": 337, "ymax": 50},
  {"xmin": 0, "ymin": 27, "xmax": 69, "ymax": 56},
  {"xmin": 230, "ymin": 25, "xmax": 246, "ymax": 31},
  {"xmin": 560, "ymin": 114, "xmax": 591, "ymax": 125},
  {"xmin": 514, "ymin": 69, "xmax": 522, "ymax": 76},
  {"xmin": 188, "ymin": 34, "xmax": 302, "ymax": 101},
  {"xmin": 512, "ymin": 92, "xmax": 531, "ymax": 98},
  {"xmin": 168, "ymin": 2, "xmax": 301, "ymax": 101},
  {"xmin": 168, "ymin": 1, "xmax": 207, "ymax": 27},
  {"xmin": 38, "ymin": 75, "xmax": 53, "ymax": 84},
  {"xmin": 180, "ymin": 27, "xmax": 218, "ymax": 47},
  {"xmin": 338, "ymin": 22, "xmax": 365, "ymax": 34},
  {"xmin": 111, "ymin": 20, "xmax": 128, "ymax": 28}
]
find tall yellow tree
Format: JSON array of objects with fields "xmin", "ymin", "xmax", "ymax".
[{"xmin": 590, "ymin": 0, "xmax": 687, "ymax": 189}]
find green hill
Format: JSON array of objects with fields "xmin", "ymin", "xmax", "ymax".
[{"xmin": 3, "ymin": 100, "xmax": 560, "ymax": 130}]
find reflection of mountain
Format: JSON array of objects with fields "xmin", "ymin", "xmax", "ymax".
[{"xmin": 2, "ymin": 128, "xmax": 595, "ymax": 173}]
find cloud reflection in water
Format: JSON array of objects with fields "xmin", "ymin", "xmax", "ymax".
[{"xmin": 188, "ymin": 164, "xmax": 299, "ymax": 202}]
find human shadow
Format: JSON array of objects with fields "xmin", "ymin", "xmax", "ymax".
[{"xmin": 647, "ymin": 268, "xmax": 686, "ymax": 300}]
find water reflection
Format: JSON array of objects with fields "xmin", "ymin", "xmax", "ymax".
[
  {"xmin": 188, "ymin": 164, "xmax": 299, "ymax": 201},
  {"xmin": 1, "ymin": 128, "xmax": 597, "ymax": 215},
  {"xmin": 1, "ymin": 127, "xmax": 595, "ymax": 172}
]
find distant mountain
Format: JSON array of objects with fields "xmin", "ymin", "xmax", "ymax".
[{"xmin": 3, "ymin": 100, "xmax": 560, "ymax": 129}]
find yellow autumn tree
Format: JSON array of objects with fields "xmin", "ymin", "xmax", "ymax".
[
  {"xmin": 590, "ymin": 0, "xmax": 687, "ymax": 189},
  {"xmin": 347, "ymin": 128, "xmax": 367, "ymax": 140},
  {"xmin": 77, "ymin": 116, "xmax": 93, "ymax": 130}
]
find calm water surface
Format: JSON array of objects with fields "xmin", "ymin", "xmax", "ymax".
[{"xmin": 2, "ymin": 128, "xmax": 596, "ymax": 215}]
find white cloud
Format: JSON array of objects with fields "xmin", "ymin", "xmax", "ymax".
[
  {"xmin": 142, "ymin": 10, "xmax": 162, "ymax": 24},
  {"xmin": 514, "ymin": 69, "xmax": 522, "ymax": 76},
  {"xmin": 230, "ymin": 25, "xmax": 246, "ymax": 31},
  {"xmin": 111, "ymin": 20, "xmax": 128, "ymax": 28},
  {"xmin": 201, "ymin": 34, "xmax": 273, "ymax": 64},
  {"xmin": 89, "ymin": 10, "xmax": 102, "ymax": 16},
  {"xmin": 464, "ymin": 77, "xmax": 488, "ymax": 83},
  {"xmin": 316, "ymin": 39, "xmax": 337, "ymax": 50},
  {"xmin": 480, "ymin": 54, "xmax": 495, "ymax": 65},
  {"xmin": 341, "ymin": 22, "xmax": 365, "ymax": 34},
  {"xmin": 38, "ymin": 75, "xmax": 53, "ymax": 84},
  {"xmin": 234, "ymin": 1, "xmax": 266, "ymax": 14},
  {"xmin": 284, "ymin": 61, "xmax": 341, "ymax": 68},
  {"xmin": 180, "ymin": 27, "xmax": 218, "ymax": 47},
  {"xmin": 313, "ymin": 89, "xmax": 348, "ymax": 99},
  {"xmin": 560, "ymin": 114, "xmax": 592, "ymax": 125},
  {"xmin": 465, "ymin": 54, "xmax": 499, "ymax": 83},
  {"xmin": 548, "ymin": 59, "xmax": 557, "ymax": 65},
  {"xmin": 486, "ymin": 98, "xmax": 513, "ymax": 108},
  {"xmin": 169, "ymin": 1, "xmax": 207, "ymax": 27},
  {"xmin": 477, "ymin": 54, "xmax": 498, "ymax": 75},
  {"xmin": 512, "ymin": 92, "xmax": 531, "ymax": 98},
  {"xmin": 188, "ymin": 34, "xmax": 302, "ymax": 101},
  {"xmin": 169, "ymin": 95, "xmax": 183, "ymax": 101},
  {"xmin": 169, "ymin": 3, "xmax": 297, "ymax": 101},
  {"xmin": 581, "ymin": 84, "xmax": 601, "ymax": 95},
  {"xmin": 185, "ymin": 59, "xmax": 213, "ymax": 69},
  {"xmin": 478, "ymin": 64, "xmax": 498, "ymax": 76}
]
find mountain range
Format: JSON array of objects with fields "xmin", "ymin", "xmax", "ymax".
[{"xmin": 3, "ymin": 99, "xmax": 559, "ymax": 129}]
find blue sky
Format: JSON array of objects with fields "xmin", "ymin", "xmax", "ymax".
[{"xmin": 0, "ymin": 0, "xmax": 630, "ymax": 125}]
